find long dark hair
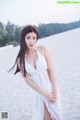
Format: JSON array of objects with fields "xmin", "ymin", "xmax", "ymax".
[{"xmin": 8, "ymin": 25, "xmax": 38, "ymax": 77}]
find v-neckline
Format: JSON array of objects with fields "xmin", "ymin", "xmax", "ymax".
[{"xmin": 25, "ymin": 47, "xmax": 39, "ymax": 70}]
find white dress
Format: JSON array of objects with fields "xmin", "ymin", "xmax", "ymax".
[{"xmin": 25, "ymin": 47, "xmax": 63, "ymax": 120}]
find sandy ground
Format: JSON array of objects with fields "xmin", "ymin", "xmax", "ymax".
[
  {"xmin": 0, "ymin": 45, "xmax": 13, "ymax": 52},
  {"xmin": 0, "ymin": 28, "xmax": 80, "ymax": 120}
]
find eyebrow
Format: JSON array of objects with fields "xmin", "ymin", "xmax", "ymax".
[{"xmin": 26, "ymin": 35, "xmax": 36, "ymax": 37}]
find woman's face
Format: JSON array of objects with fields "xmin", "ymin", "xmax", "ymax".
[{"xmin": 25, "ymin": 32, "xmax": 37, "ymax": 49}]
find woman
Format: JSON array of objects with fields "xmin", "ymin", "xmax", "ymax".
[{"xmin": 9, "ymin": 25, "xmax": 63, "ymax": 120}]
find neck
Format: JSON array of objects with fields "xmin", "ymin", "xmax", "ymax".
[{"xmin": 27, "ymin": 47, "xmax": 36, "ymax": 54}]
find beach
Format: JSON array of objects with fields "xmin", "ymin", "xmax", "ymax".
[{"xmin": 0, "ymin": 28, "xmax": 80, "ymax": 120}]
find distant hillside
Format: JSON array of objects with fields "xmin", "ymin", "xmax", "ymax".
[{"xmin": 38, "ymin": 20, "xmax": 80, "ymax": 38}]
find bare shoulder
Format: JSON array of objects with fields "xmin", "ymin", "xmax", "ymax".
[
  {"xmin": 36, "ymin": 45, "xmax": 54, "ymax": 71},
  {"xmin": 36, "ymin": 45, "xmax": 51, "ymax": 61},
  {"xmin": 36, "ymin": 45, "xmax": 49, "ymax": 54}
]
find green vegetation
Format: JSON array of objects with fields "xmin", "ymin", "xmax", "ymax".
[
  {"xmin": 0, "ymin": 20, "xmax": 80, "ymax": 47},
  {"xmin": 0, "ymin": 21, "xmax": 21, "ymax": 47}
]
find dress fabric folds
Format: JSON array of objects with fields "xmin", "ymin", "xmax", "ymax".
[{"xmin": 25, "ymin": 47, "xmax": 63, "ymax": 120}]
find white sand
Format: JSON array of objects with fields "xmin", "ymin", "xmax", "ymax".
[
  {"xmin": 0, "ymin": 28, "xmax": 80, "ymax": 120},
  {"xmin": 0, "ymin": 45, "xmax": 13, "ymax": 52}
]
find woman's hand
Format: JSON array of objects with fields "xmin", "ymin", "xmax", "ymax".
[
  {"xmin": 44, "ymin": 92, "xmax": 57, "ymax": 103},
  {"xmin": 52, "ymin": 90, "xmax": 58, "ymax": 102}
]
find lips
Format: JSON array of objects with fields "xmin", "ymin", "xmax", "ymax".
[{"xmin": 29, "ymin": 45, "xmax": 34, "ymax": 47}]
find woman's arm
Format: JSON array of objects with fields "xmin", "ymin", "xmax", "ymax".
[
  {"xmin": 17, "ymin": 58, "xmax": 47, "ymax": 96},
  {"xmin": 41, "ymin": 45, "xmax": 58, "ymax": 92},
  {"xmin": 17, "ymin": 58, "xmax": 57, "ymax": 102},
  {"xmin": 24, "ymin": 74, "xmax": 47, "ymax": 96},
  {"xmin": 24, "ymin": 74, "xmax": 57, "ymax": 103}
]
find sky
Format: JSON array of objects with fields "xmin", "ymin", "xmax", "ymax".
[{"xmin": 0, "ymin": 0, "xmax": 80, "ymax": 26}]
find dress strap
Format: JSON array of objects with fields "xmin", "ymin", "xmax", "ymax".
[{"xmin": 35, "ymin": 46, "xmax": 39, "ymax": 52}]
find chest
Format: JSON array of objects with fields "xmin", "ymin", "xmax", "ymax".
[{"xmin": 25, "ymin": 51, "xmax": 48, "ymax": 75}]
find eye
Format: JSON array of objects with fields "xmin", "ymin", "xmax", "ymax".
[
  {"xmin": 27, "ymin": 37, "xmax": 30, "ymax": 39},
  {"xmin": 33, "ymin": 37, "xmax": 36, "ymax": 40}
]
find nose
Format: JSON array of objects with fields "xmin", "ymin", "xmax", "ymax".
[
  {"xmin": 30, "ymin": 38, "xmax": 34, "ymax": 44},
  {"xmin": 30, "ymin": 38, "xmax": 33, "ymax": 41}
]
